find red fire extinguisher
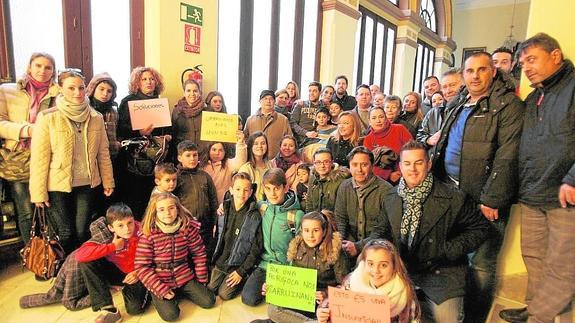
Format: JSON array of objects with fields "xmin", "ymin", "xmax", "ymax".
[{"xmin": 181, "ymin": 65, "xmax": 203, "ymax": 90}]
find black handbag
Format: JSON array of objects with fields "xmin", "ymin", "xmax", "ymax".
[{"xmin": 121, "ymin": 135, "xmax": 169, "ymax": 176}]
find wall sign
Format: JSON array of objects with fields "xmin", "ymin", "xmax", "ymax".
[
  {"xmin": 180, "ymin": 3, "xmax": 203, "ymax": 26},
  {"xmin": 184, "ymin": 24, "xmax": 201, "ymax": 54}
]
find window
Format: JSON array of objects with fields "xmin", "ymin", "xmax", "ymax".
[
  {"xmin": 353, "ymin": 6, "xmax": 396, "ymax": 95},
  {"xmin": 0, "ymin": 0, "xmax": 143, "ymax": 94},
  {"xmin": 413, "ymin": 40, "xmax": 435, "ymax": 93},
  {"xmin": 419, "ymin": 0, "xmax": 437, "ymax": 33},
  {"xmin": 217, "ymin": 0, "xmax": 321, "ymax": 119}
]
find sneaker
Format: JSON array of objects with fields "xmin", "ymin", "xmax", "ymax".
[{"xmin": 95, "ymin": 308, "xmax": 122, "ymax": 323}]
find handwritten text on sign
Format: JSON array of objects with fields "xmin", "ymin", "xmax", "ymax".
[
  {"xmin": 328, "ymin": 286, "xmax": 391, "ymax": 323},
  {"xmin": 200, "ymin": 111, "xmax": 238, "ymax": 143},
  {"xmin": 266, "ymin": 263, "xmax": 317, "ymax": 312},
  {"xmin": 128, "ymin": 98, "xmax": 171, "ymax": 130}
]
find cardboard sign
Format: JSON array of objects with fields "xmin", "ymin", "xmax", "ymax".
[
  {"xmin": 200, "ymin": 111, "xmax": 239, "ymax": 143},
  {"xmin": 328, "ymin": 286, "xmax": 391, "ymax": 323},
  {"xmin": 265, "ymin": 263, "xmax": 317, "ymax": 312},
  {"xmin": 128, "ymin": 98, "xmax": 171, "ymax": 130}
]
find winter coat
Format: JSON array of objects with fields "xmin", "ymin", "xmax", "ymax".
[
  {"xmin": 379, "ymin": 178, "xmax": 489, "ymax": 304},
  {"xmin": 212, "ymin": 197, "xmax": 263, "ymax": 277},
  {"xmin": 290, "ymin": 100, "xmax": 320, "ymax": 144},
  {"xmin": 0, "ymin": 78, "xmax": 59, "ymax": 151},
  {"xmin": 171, "ymin": 104, "xmax": 209, "ymax": 154},
  {"xmin": 518, "ymin": 60, "xmax": 575, "ymax": 207},
  {"xmin": 334, "ymin": 175, "xmax": 392, "ymax": 252},
  {"xmin": 18, "ymin": 217, "xmax": 134, "ymax": 310},
  {"xmin": 29, "ymin": 106, "xmax": 114, "ymax": 203},
  {"xmin": 135, "ymin": 220, "xmax": 208, "ymax": 298},
  {"xmin": 326, "ymin": 137, "xmax": 355, "ymax": 168},
  {"xmin": 286, "ymin": 232, "xmax": 347, "ymax": 291},
  {"xmin": 332, "ymin": 92, "xmax": 357, "ymax": 111},
  {"xmin": 305, "ymin": 164, "xmax": 351, "ymax": 212},
  {"xmin": 238, "ymin": 160, "xmax": 273, "ymax": 201},
  {"xmin": 417, "ymin": 105, "xmax": 447, "ymax": 149},
  {"xmin": 243, "ymin": 109, "xmax": 293, "ymax": 157},
  {"xmin": 117, "ymin": 91, "xmax": 172, "ymax": 140},
  {"xmin": 431, "ymin": 70, "xmax": 524, "ymax": 209},
  {"xmin": 398, "ymin": 111, "xmax": 422, "ymax": 139},
  {"xmin": 258, "ymin": 190, "xmax": 304, "ymax": 270}
]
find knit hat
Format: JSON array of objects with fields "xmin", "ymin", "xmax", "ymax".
[
  {"xmin": 86, "ymin": 72, "xmax": 117, "ymax": 102},
  {"xmin": 259, "ymin": 89, "xmax": 275, "ymax": 100}
]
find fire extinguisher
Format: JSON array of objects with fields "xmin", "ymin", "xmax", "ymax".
[{"xmin": 181, "ymin": 65, "xmax": 203, "ymax": 90}]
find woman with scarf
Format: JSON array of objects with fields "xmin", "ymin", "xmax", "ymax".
[
  {"xmin": 271, "ymin": 135, "xmax": 302, "ymax": 191},
  {"xmin": 0, "ymin": 53, "xmax": 59, "ymax": 243},
  {"xmin": 172, "ymin": 79, "xmax": 210, "ymax": 155},
  {"xmin": 29, "ymin": 70, "xmax": 114, "ymax": 254},
  {"xmin": 116, "ymin": 67, "xmax": 171, "ymax": 219}
]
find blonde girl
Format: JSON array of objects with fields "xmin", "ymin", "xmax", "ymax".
[
  {"xmin": 317, "ymin": 239, "xmax": 420, "ymax": 323},
  {"xmin": 135, "ymin": 192, "xmax": 215, "ymax": 321}
]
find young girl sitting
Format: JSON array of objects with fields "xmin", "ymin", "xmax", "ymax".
[
  {"xmin": 266, "ymin": 211, "xmax": 348, "ymax": 322},
  {"xmin": 271, "ymin": 135, "xmax": 302, "ymax": 190},
  {"xmin": 135, "ymin": 192, "xmax": 215, "ymax": 321},
  {"xmin": 316, "ymin": 239, "xmax": 420, "ymax": 323}
]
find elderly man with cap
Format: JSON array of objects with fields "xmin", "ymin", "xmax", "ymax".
[{"xmin": 244, "ymin": 89, "xmax": 293, "ymax": 157}]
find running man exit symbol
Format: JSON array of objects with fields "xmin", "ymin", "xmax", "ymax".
[{"xmin": 180, "ymin": 3, "xmax": 203, "ymax": 26}]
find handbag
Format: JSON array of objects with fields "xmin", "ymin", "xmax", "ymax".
[
  {"xmin": 121, "ymin": 135, "xmax": 169, "ymax": 177},
  {"xmin": 0, "ymin": 148, "xmax": 31, "ymax": 181},
  {"xmin": 20, "ymin": 207, "xmax": 65, "ymax": 279}
]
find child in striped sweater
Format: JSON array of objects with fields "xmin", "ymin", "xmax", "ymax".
[{"xmin": 135, "ymin": 192, "xmax": 215, "ymax": 321}]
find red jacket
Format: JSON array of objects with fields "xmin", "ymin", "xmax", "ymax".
[
  {"xmin": 364, "ymin": 124, "xmax": 412, "ymax": 180},
  {"xmin": 75, "ymin": 222, "xmax": 141, "ymax": 274},
  {"xmin": 134, "ymin": 219, "xmax": 208, "ymax": 298}
]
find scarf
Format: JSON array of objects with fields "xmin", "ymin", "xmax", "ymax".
[
  {"xmin": 349, "ymin": 261, "xmax": 408, "ymax": 318},
  {"xmin": 155, "ymin": 216, "xmax": 183, "ymax": 234},
  {"xmin": 397, "ymin": 173, "xmax": 433, "ymax": 249},
  {"xmin": 25, "ymin": 75, "xmax": 51, "ymax": 124},
  {"xmin": 273, "ymin": 152, "xmax": 301, "ymax": 172},
  {"xmin": 175, "ymin": 97, "xmax": 204, "ymax": 118},
  {"xmin": 90, "ymin": 97, "xmax": 116, "ymax": 115},
  {"xmin": 56, "ymin": 95, "xmax": 91, "ymax": 123}
]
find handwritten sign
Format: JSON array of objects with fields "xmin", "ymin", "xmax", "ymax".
[
  {"xmin": 266, "ymin": 263, "xmax": 317, "ymax": 312},
  {"xmin": 328, "ymin": 286, "xmax": 391, "ymax": 323},
  {"xmin": 200, "ymin": 111, "xmax": 238, "ymax": 143},
  {"xmin": 128, "ymin": 98, "xmax": 171, "ymax": 130}
]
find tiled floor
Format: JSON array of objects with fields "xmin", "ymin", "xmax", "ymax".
[{"xmin": 0, "ymin": 259, "xmax": 269, "ymax": 323}]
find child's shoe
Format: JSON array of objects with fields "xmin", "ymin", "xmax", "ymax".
[{"xmin": 95, "ymin": 307, "xmax": 122, "ymax": 323}]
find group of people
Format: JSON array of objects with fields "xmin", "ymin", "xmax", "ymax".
[{"xmin": 0, "ymin": 31, "xmax": 573, "ymax": 323}]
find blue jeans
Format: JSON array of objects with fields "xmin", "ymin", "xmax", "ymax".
[
  {"xmin": 241, "ymin": 267, "xmax": 266, "ymax": 306},
  {"xmin": 9, "ymin": 181, "xmax": 34, "ymax": 242},
  {"xmin": 48, "ymin": 186, "xmax": 93, "ymax": 254}
]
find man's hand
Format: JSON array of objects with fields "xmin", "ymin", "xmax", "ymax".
[
  {"xmin": 342, "ymin": 240, "xmax": 358, "ymax": 257},
  {"xmin": 225, "ymin": 271, "xmax": 242, "ymax": 287},
  {"xmin": 123, "ymin": 271, "xmax": 139, "ymax": 284},
  {"xmin": 559, "ymin": 183, "xmax": 575, "ymax": 208},
  {"xmin": 35, "ymin": 201, "xmax": 51, "ymax": 208},
  {"xmin": 316, "ymin": 307, "xmax": 331, "ymax": 323},
  {"xmin": 480, "ymin": 204, "xmax": 499, "ymax": 221},
  {"xmin": 112, "ymin": 234, "xmax": 125, "ymax": 251},
  {"xmin": 103, "ymin": 188, "xmax": 114, "ymax": 197}
]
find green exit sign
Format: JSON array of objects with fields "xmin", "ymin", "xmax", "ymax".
[{"xmin": 180, "ymin": 3, "xmax": 203, "ymax": 26}]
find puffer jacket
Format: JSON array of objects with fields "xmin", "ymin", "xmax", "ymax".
[
  {"xmin": 286, "ymin": 232, "xmax": 347, "ymax": 291},
  {"xmin": 258, "ymin": 190, "xmax": 304, "ymax": 270},
  {"xmin": 29, "ymin": 105, "xmax": 114, "ymax": 203},
  {"xmin": 305, "ymin": 164, "xmax": 351, "ymax": 212},
  {"xmin": 334, "ymin": 175, "xmax": 392, "ymax": 251},
  {"xmin": 135, "ymin": 219, "xmax": 208, "ymax": 298},
  {"xmin": 0, "ymin": 78, "xmax": 59, "ymax": 151},
  {"xmin": 519, "ymin": 60, "xmax": 575, "ymax": 207},
  {"xmin": 431, "ymin": 70, "xmax": 525, "ymax": 208}
]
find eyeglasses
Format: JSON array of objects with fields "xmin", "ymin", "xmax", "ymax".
[{"xmin": 313, "ymin": 160, "xmax": 332, "ymax": 166}]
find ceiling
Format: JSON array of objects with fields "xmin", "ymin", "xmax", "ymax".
[{"xmin": 454, "ymin": 0, "xmax": 530, "ymax": 11}]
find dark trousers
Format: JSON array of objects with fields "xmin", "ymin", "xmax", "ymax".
[
  {"xmin": 9, "ymin": 181, "xmax": 34, "ymax": 242},
  {"xmin": 48, "ymin": 186, "xmax": 93, "ymax": 254},
  {"xmin": 241, "ymin": 267, "xmax": 266, "ymax": 306},
  {"xmin": 79, "ymin": 258, "xmax": 148, "ymax": 315},
  {"xmin": 150, "ymin": 279, "xmax": 215, "ymax": 321},
  {"xmin": 207, "ymin": 266, "xmax": 243, "ymax": 300}
]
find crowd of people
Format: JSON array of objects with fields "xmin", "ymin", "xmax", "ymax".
[{"xmin": 0, "ymin": 32, "xmax": 573, "ymax": 323}]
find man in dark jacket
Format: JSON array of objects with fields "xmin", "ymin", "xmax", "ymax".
[
  {"xmin": 431, "ymin": 51, "xmax": 524, "ymax": 321},
  {"xmin": 334, "ymin": 146, "xmax": 391, "ymax": 257},
  {"xmin": 378, "ymin": 141, "xmax": 488, "ymax": 322},
  {"xmin": 499, "ymin": 33, "xmax": 575, "ymax": 323},
  {"xmin": 305, "ymin": 148, "xmax": 350, "ymax": 213},
  {"xmin": 332, "ymin": 75, "xmax": 357, "ymax": 111}
]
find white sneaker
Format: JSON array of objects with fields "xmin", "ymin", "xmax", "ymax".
[{"xmin": 95, "ymin": 308, "xmax": 122, "ymax": 323}]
